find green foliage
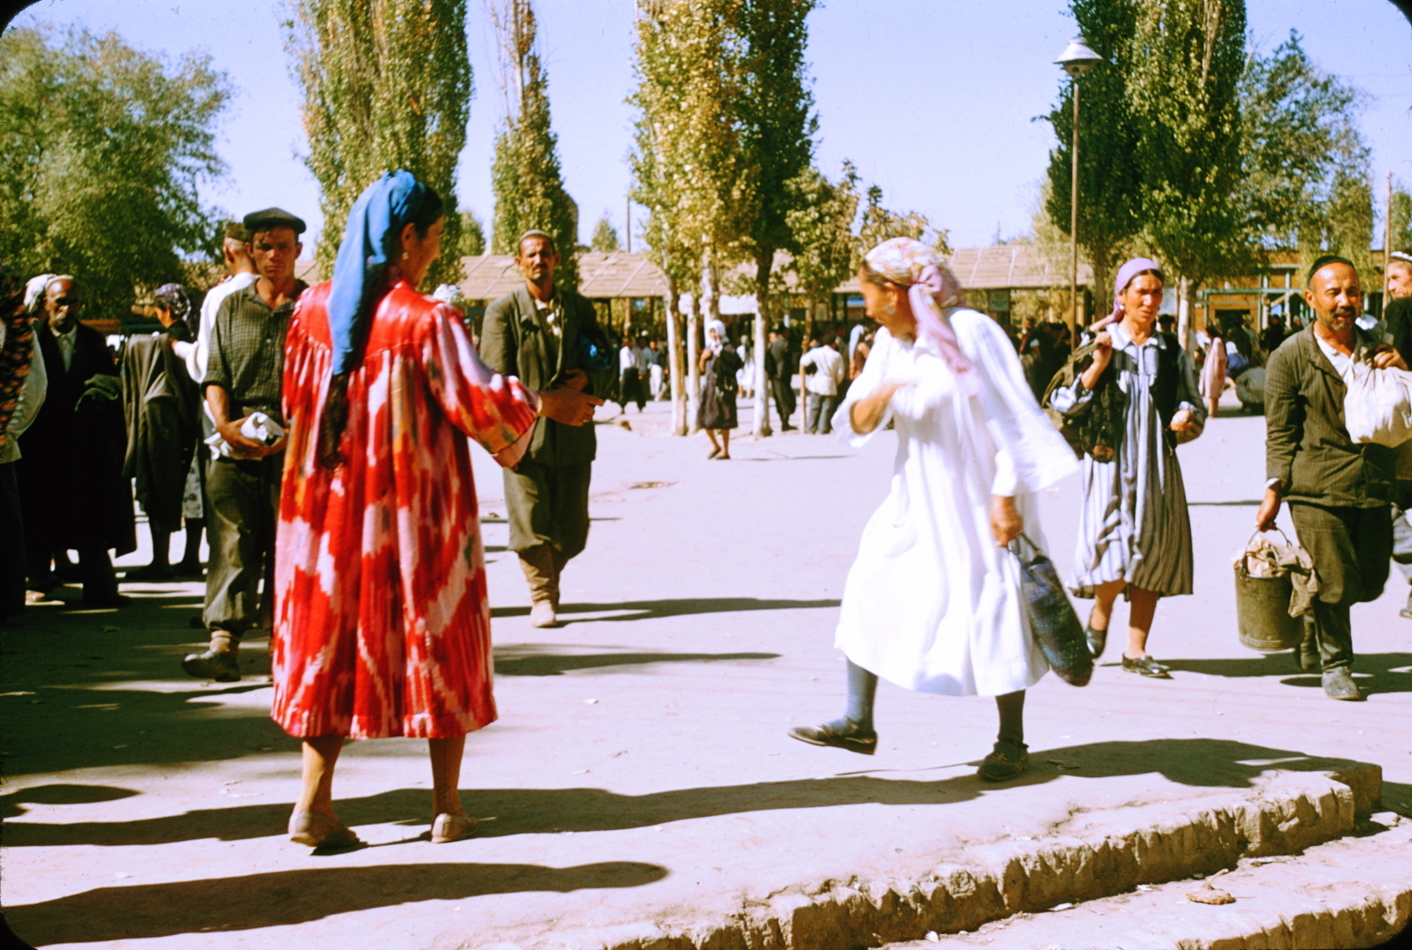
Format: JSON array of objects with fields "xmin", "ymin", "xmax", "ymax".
[
  {"xmin": 287, "ymin": 0, "xmax": 471, "ymax": 289},
  {"xmin": 855, "ymin": 185, "xmax": 950, "ymax": 262},
  {"xmin": 784, "ymin": 160, "xmax": 860, "ymax": 308},
  {"xmin": 591, "ymin": 213, "xmax": 622, "ymax": 253},
  {"xmin": 1239, "ymin": 30, "xmax": 1371, "ymax": 274},
  {"xmin": 1391, "ymin": 186, "xmax": 1412, "ymax": 254},
  {"xmin": 488, "ymin": 0, "xmax": 579, "ymax": 288},
  {"xmin": 0, "ymin": 25, "xmax": 229, "ymax": 318},
  {"xmin": 1127, "ymin": 0, "xmax": 1251, "ymax": 292},
  {"xmin": 1044, "ymin": 0, "xmax": 1143, "ymax": 315},
  {"xmin": 460, "ymin": 210, "xmax": 486, "ymax": 256}
]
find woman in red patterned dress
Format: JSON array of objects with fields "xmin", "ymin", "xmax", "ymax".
[{"xmin": 274, "ymin": 171, "xmax": 603, "ymax": 848}]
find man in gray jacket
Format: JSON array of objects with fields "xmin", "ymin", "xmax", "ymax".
[
  {"xmin": 1257, "ymin": 256, "xmax": 1406, "ymax": 700},
  {"xmin": 480, "ymin": 231, "xmax": 614, "ymax": 628}
]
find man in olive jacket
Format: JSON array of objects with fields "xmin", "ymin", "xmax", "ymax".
[
  {"xmin": 1257, "ymin": 256, "xmax": 1406, "ymax": 701},
  {"xmin": 480, "ymin": 231, "xmax": 615, "ymax": 628}
]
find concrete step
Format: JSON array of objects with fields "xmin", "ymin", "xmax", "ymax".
[
  {"xmin": 886, "ymin": 813, "xmax": 1412, "ymax": 950},
  {"xmin": 547, "ymin": 764, "xmax": 1384, "ymax": 949}
]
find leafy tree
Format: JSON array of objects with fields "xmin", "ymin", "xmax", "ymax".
[
  {"xmin": 287, "ymin": 0, "xmax": 471, "ymax": 288},
  {"xmin": 591, "ymin": 214, "xmax": 622, "ymax": 252},
  {"xmin": 461, "ymin": 209, "xmax": 486, "ymax": 256},
  {"xmin": 1044, "ymin": 0, "xmax": 1143, "ymax": 319},
  {"xmin": 737, "ymin": 0, "xmax": 817, "ymax": 435},
  {"xmin": 1390, "ymin": 184, "xmax": 1412, "ymax": 254},
  {"xmin": 785, "ymin": 160, "xmax": 860, "ymax": 335},
  {"xmin": 488, "ymin": 0, "xmax": 579, "ymax": 288},
  {"xmin": 854, "ymin": 185, "xmax": 949, "ymax": 262},
  {"xmin": 630, "ymin": 0, "xmax": 756, "ymax": 433},
  {"xmin": 1238, "ymin": 31, "xmax": 1370, "ymax": 275},
  {"xmin": 1126, "ymin": 0, "xmax": 1250, "ymax": 341},
  {"xmin": 0, "ymin": 26, "xmax": 229, "ymax": 318}
]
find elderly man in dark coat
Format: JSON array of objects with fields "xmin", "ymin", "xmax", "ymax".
[{"xmin": 17, "ymin": 275, "xmax": 134, "ymax": 606}]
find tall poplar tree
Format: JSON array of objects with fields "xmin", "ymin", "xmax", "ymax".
[
  {"xmin": 1127, "ymin": 0, "xmax": 1249, "ymax": 340},
  {"xmin": 737, "ymin": 0, "xmax": 817, "ymax": 435},
  {"xmin": 785, "ymin": 160, "xmax": 861, "ymax": 336},
  {"xmin": 287, "ymin": 0, "xmax": 471, "ymax": 288},
  {"xmin": 630, "ymin": 0, "xmax": 755, "ymax": 433},
  {"xmin": 489, "ymin": 0, "xmax": 579, "ymax": 288},
  {"xmin": 1045, "ymin": 0, "xmax": 1143, "ymax": 318}
]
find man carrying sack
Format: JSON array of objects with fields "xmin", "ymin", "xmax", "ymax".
[{"xmin": 1256, "ymin": 256, "xmax": 1406, "ymax": 701}]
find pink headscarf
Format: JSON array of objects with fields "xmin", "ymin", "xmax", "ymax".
[
  {"xmin": 1090, "ymin": 257, "xmax": 1164, "ymax": 332},
  {"xmin": 863, "ymin": 238, "xmax": 976, "ymax": 391}
]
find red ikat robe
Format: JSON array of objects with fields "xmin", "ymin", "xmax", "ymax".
[{"xmin": 272, "ymin": 276, "xmax": 539, "ymax": 739}]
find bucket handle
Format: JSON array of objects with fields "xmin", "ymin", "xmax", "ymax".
[{"xmin": 1241, "ymin": 527, "xmax": 1292, "ymax": 575}]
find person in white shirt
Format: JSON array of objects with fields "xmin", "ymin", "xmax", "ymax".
[
  {"xmin": 799, "ymin": 334, "xmax": 846, "ymax": 434},
  {"xmin": 618, "ymin": 336, "xmax": 646, "ymax": 412}
]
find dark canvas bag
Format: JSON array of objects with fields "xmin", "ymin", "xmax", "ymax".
[{"xmin": 1010, "ymin": 533, "xmax": 1092, "ymax": 687}]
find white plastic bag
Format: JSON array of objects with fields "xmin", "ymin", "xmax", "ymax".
[{"xmin": 1344, "ymin": 360, "xmax": 1412, "ymax": 447}]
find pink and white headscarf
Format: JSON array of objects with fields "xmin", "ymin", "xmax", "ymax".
[
  {"xmin": 1090, "ymin": 256, "xmax": 1164, "ymax": 332},
  {"xmin": 863, "ymin": 237, "xmax": 976, "ymax": 391}
]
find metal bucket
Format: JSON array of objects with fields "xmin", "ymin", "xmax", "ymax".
[{"xmin": 1234, "ymin": 558, "xmax": 1302, "ymax": 652}]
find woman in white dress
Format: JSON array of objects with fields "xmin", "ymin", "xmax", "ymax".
[{"xmin": 789, "ymin": 238, "xmax": 1078, "ymax": 780}]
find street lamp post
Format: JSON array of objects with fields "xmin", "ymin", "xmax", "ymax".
[{"xmin": 1055, "ymin": 36, "xmax": 1105, "ymax": 338}]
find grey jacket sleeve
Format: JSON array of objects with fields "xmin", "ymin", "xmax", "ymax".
[{"xmin": 479, "ymin": 296, "xmax": 517, "ymax": 378}]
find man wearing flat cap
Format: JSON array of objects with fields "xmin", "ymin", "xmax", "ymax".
[
  {"xmin": 184, "ymin": 208, "xmax": 306, "ymax": 681},
  {"xmin": 480, "ymin": 230, "xmax": 616, "ymax": 628},
  {"xmin": 1257, "ymin": 255, "xmax": 1407, "ymax": 701}
]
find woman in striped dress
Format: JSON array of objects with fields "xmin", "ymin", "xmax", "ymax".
[{"xmin": 1049, "ymin": 258, "xmax": 1205, "ymax": 678}]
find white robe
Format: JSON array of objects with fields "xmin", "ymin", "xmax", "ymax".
[{"xmin": 832, "ymin": 311, "xmax": 1079, "ymax": 696}]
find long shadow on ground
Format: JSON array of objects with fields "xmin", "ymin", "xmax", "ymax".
[
  {"xmin": 7, "ymin": 861, "xmax": 668, "ymax": 945},
  {"xmin": 491, "ymin": 596, "xmax": 840, "ymax": 621},
  {"xmin": 1157, "ymin": 651, "xmax": 1412, "ymax": 696},
  {"xmin": 2, "ymin": 737, "xmax": 1371, "ymax": 849}
]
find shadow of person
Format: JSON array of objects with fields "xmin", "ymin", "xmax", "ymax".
[
  {"xmin": 6, "ymin": 861, "xmax": 668, "ymax": 946},
  {"xmin": 491, "ymin": 597, "xmax": 841, "ymax": 622},
  {"xmin": 493, "ymin": 644, "xmax": 780, "ymax": 676},
  {"xmin": 4, "ymin": 737, "xmax": 1370, "ymax": 848},
  {"xmin": 0, "ymin": 783, "xmax": 138, "ymax": 819},
  {"xmin": 1160, "ymin": 651, "xmax": 1412, "ymax": 696}
]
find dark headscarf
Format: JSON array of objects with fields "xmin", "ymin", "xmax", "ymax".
[{"xmin": 319, "ymin": 170, "xmax": 440, "ymax": 467}]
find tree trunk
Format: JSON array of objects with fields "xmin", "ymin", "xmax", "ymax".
[
  {"xmin": 664, "ymin": 276, "xmax": 687, "ymax": 436},
  {"xmin": 1176, "ymin": 275, "xmax": 1194, "ymax": 355},
  {"xmin": 687, "ymin": 274, "xmax": 703, "ymax": 434},
  {"xmin": 753, "ymin": 249, "xmax": 773, "ymax": 437}
]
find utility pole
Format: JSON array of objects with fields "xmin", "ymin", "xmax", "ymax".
[{"xmin": 626, "ymin": 195, "xmax": 632, "ymax": 254}]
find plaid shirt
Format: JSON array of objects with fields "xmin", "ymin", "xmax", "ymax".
[{"xmin": 204, "ymin": 281, "xmax": 305, "ymax": 423}]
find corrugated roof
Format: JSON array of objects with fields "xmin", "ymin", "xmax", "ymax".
[{"xmin": 835, "ymin": 245, "xmax": 1093, "ymax": 294}]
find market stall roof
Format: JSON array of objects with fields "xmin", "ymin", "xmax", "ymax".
[
  {"xmin": 834, "ymin": 245, "xmax": 1093, "ymax": 295},
  {"xmin": 458, "ymin": 252, "xmax": 670, "ymax": 300}
]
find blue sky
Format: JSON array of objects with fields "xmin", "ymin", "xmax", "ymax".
[{"xmin": 10, "ymin": 0, "xmax": 1412, "ymax": 252}]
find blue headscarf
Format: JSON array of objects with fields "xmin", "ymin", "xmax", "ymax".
[{"xmin": 326, "ymin": 169, "xmax": 435, "ymax": 376}]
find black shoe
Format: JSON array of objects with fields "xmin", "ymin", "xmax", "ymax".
[
  {"xmin": 1086, "ymin": 625, "xmax": 1107, "ymax": 659},
  {"xmin": 1121, "ymin": 654, "xmax": 1171, "ymax": 678},
  {"xmin": 182, "ymin": 648, "xmax": 241, "ymax": 682},
  {"xmin": 788, "ymin": 718, "xmax": 877, "ymax": 755},
  {"xmin": 1321, "ymin": 667, "xmax": 1363, "ymax": 701},
  {"xmin": 977, "ymin": 739, "xmax": 1029, "ymax": 781}
]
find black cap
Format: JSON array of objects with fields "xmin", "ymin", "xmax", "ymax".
[{"xmin": 243, "ymin": 207, "xmax": 307, "ymax": 236}]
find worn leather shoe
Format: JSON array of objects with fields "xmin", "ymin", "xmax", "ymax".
[
  {"xmin": 977, "ymin": 739, "xmax": 1029, "ymax": 781},
  {"xmin": 1322, "ymin": 667, "xmax": 1363, "ymax": 701},
  {"xmin": 788, "ymin": 718, "xmax": 877, "ymax": 755},
  {"xmin": 529, "ymin": 600, "xmax": 559, "ymax": 628},
  {"xmin": 181, "ymin": 648, "xmax": 240, "ymax": 682},
  {"xmin": 430, "ymin": 813, "xmax": 478, "ymax": 843},
  {"xmin": 1086, "ymin": 625, "xmax": 1107, "ymax": 660},
  {"xmin": 1121, "ymin": 654, "xmax": 1171, "ymax": 678}
]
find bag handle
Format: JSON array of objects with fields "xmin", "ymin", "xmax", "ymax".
[{"xmin": 1241, "ymin": 527, "xmax": 1291, "ymax": 573}]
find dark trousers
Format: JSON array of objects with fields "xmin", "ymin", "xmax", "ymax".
[
  {"xmin": 0, "ymin": 463, "xmax": 24, "ymax": 617},
  {"xmin": 204, "ymin": 455, "xmax": 281, "ymax": 643},
  {"xmin": 805, "ymin": 394, "xmax": 838, "ymax": 434},
  {"xmin": 1289, "ymin": 502, "xmax": 1392, "ymax": 671},
  {"xmin": 619, "ymin": 369, "xmax": 646, "ymax": 411},
  {"xmin": 770, "ymin": 378, "xmax": 795, "ymax": 427},
  {"xmin": 503, "ymin": 461, "xmax": 592, "ymax": 560}
]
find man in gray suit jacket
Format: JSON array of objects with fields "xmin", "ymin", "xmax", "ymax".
[
  {"xmin": 1257, "ymin": 256, "xmax": 1406, "ymax": 701},
  {"xmin": 481, "ymin": 231, "xmax": 615, "ymax": 628}
]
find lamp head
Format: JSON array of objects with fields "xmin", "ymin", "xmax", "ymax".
[{"xmin": 1055, "ymin": 35, "xmax": 1104, "ymax": 78}]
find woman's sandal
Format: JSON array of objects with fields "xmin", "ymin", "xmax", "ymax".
[
  {"xmin": 977, "ymin": 739, "xmax": 1029, "ymax": 781},
  {"xmin": 1085, "ymin": 624, "xmax": 1108, "ymax": 659},
  {"xmin": 787, "ymin": 718, "xmax": 878, "ymax": 755},
  {"xmin": 288, "ymin": 810, "xmax": 363, "ymax": 849},
  {"xmin": 430, "ymin": 813, "xmax": 478, "ymax": 844}
]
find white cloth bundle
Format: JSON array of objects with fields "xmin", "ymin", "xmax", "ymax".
[{"xmin": 1344, "ymin": 360, "xmax": 1412, "ymax": 447}]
